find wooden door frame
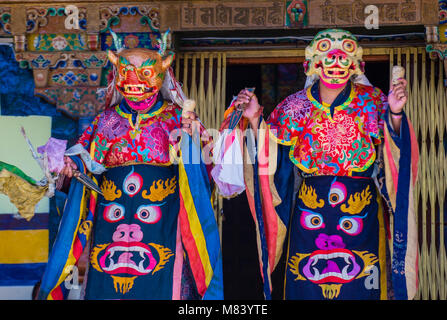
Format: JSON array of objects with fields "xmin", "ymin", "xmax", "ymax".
[{"xmin": 224, "ymin": 47, "xmax": 396, "ymax": 65}]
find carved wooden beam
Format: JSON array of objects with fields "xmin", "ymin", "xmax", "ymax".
[
  {"xmin": 0, "ymin": 0, "xmax": 443, "ymax": 117},
  {"xmin": 2, "ymin": 3, "xmax": 164, "ymax": 119}
]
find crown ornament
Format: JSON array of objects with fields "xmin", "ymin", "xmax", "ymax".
[{"xmin": 108, "ymin": 27, "xmax": 171, "ymax": 56}]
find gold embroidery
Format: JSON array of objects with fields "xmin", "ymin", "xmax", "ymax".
[
  {"xmin": 90, "ymin": 243, "xmax": 110, "ymax": 273},
  {"xmin": 111, "ymin": 275, "xmax": 137, "ymax": 294},
  {"xmin": 142, "ymin": 177, "xmax": 176, "ymax": 202},
  {"xmin": 79, "ymin": 220, "xmax": 93, "ymax": 236},
  {"xmin": 288, "ymin": 253, "xmax": 311, "ymax": 281},
  {"xmin": 299, "ymin": 181, "xmax": 325, "ymax": 209},
  {"xmin": 149, "ymin": 243, "xmax": 174, "ymax": 274},
  {"xmin": 340, "ymin": 185, "xmax": 372, "ymax": 214},
  {"xmin": 352, "ymin": 250, "xmax": 379, "ymax": 278},
  {"xmin": 100, "ymin": 178, "xmax": 122, "ymax": 201},
  {"xmin": 319, "ymin": 284, "xmax": 342, "ymax": 299}
]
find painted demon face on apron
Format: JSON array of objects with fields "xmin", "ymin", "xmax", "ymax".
[
  {"xmin": 286, "ymin": 176, "xmax": 386, "ymax": 300},
  {"xmin": 85, "ymin": 164, "xmax": 179, "ymax": 300}
]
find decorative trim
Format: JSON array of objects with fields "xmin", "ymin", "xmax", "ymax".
[
  {"xmin": 179, "ymin": 33, "xmax": 426, "ymax": 50},
  {"xmin": 426, "ymin": 43, "xmax": 447, "ymax": 59},
  {"xmin": 101, "ymin": 31, "xmax": 160, "ymax": 51},
  {"xmin": 99, "ymin": 5, "xmax": 160, "ymax": 32},
  {"xmin": 307, "ymin": 0, "xmax": 439, "ymax": 27},
  {"xmin": 27, "ymin": 33, "xmax": 88, "ymax": 51},
  {"xmin": 285, "ymin": 0, "xmax": 308, "ymax": 28},
  {"xmin": 179, "ymin": 2, "xmax": 285, "ymax": 30},
  {"xmin": 26, "ymin": 7, "xmax": 87, "ymax": 33},
  {"xmin": 0, "ymin": 8, "xmax": 11, "ymax": 35},
  {"xmin": 15, "ymin": 51, "xmax": 108, "ymax": 70},
  {"xmin": 439, "ymin": 24, "xmax": 447, "ymax": 43},
  {"xmin": 50, "ymin": 69, "xmax": 101, "ymax": 86},
  {"xmin": 440, "ymin": 0, "xmax": 447, "ymax": 25}
]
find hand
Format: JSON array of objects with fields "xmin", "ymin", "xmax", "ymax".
[
  {"xmin": 388, "ymin": 78, "xmax": 408, "ymax": 114},
  {"xmin": 181, "ymin": 111, "xmax": 198, "ymax": 136},
  {"xmin": 234, "ymin": 89, "xmax": 261, "ymax": 123},
  {"xmin": 60, "ymin": 156, "xmax": 78, "ymax": 178}
]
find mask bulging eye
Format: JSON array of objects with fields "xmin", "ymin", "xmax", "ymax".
[
  {"xmin": 317, "ymin": 39, "xmax": 331, "ymax": 52},
  {"xmin": 342, "ymin": 40, "xmax": 356, "ymax": 53},
  {"xmin": 328, "ymin": 180, "xmax": 347, "ymax": 207},
  {"xmin": 337, "ymin": 215, "xmax": 366, "ymax": 236},
  {"xmin": 135, "ymin": 205, "xmax": 162, "ymax": 224},
  {"xmin": 300, "ymin": 210, "xmax": 325, "ymax": 230},
  {"xmin": 141, "ymin": 68, "xmax": 154, "ymax": 78},
  {"xmin": 123, "ymin": 168, "xmax": 143, "ymax": 197},
  {"xmin": 103, "ymin": 202, "xmax": 125, "ymax": 223}
]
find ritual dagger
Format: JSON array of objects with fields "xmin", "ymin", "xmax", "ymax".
[
  {"xmin": 228, "ymin": 87, "xmax": 255, "ymax": 130},
  {"xmin": 72, "ymin": 170, "xmax": 103, "ymax": 195}
]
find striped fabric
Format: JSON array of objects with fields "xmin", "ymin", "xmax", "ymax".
[
  {"xmin": 0, "ymin": 213, "xmax": 48, "ymax": 287},
  {"xmin": 242, "ymin": 121, "xmax": 288, "ymax": 299},
  {"xmin": 178, "ymin": 132, "xmax": 223, "ymax": 300},
  {"xmin": 383, "ymin": 111, "xmax": 419, "ymax": 300},
  {"xmin": 38, "ymin": 156, "xmax": 95, "ymax": 300}
]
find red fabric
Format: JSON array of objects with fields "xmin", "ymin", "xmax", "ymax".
[
  {"xmin": 257, "ymin": 129, "xmax": 279, "ymax": 271},
  {"xmin": 178, "ymin": 192, "xmax": 207, "ymax": 296}
]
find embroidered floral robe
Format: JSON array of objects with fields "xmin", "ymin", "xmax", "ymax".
[{"xmin": 222, "ymin": 80, "xmax": 418, "ymax": 300}]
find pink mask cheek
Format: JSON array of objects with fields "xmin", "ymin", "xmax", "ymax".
[{"xmin": 126, "ymin": 94, "xmax": 159, "ymax": 111}]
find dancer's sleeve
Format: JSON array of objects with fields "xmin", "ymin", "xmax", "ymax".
[
  {"xmin": 375, "ymin": 89, "xmax": 419, "ymax": 300},
  {"xmin": 213, "ymin": 97, "xmax": 301, "ymax": 299}
]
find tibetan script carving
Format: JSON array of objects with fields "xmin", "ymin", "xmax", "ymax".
[
  {"xmin": 180, "ymin": 2, "xmax": 284, "ymax": 29},
  {"xmin": 308, "ymin": 0, "xmax": 438, "ymax": 27}
]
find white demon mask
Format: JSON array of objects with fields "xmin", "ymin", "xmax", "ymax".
[{"xmin": 304, "ymin": 29, "xmax": 365, "ymax": 89}]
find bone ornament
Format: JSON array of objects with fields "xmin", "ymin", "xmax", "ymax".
[
  {"xmin": 392, "ymin": 65, "xmax": 405, "ymax": 85},
  {"xmin": 182, "ymin": 99, "xmax": 196, "ymax": 119}
]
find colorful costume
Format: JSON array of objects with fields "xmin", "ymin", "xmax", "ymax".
[
  {"xmin": 215, "ymin": 29, "xmax": 419, "ymax": 300},
  {"xmin": 38, "ymin": 32, "xmax": 223, "ymax": 300}
]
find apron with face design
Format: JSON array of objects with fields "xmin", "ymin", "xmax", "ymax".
[
  {"xmin": 285, "ymin": 175, "xmax": 387, "ymax": 300},
  {"xmin": 84, "ymin": 164, "xmax": 179, "ymax": 300}
]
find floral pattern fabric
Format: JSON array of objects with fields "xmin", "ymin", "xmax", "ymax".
[
  {"xmin": 267, "ymin": 84, "xmax": 388, "ymax": 176},
  {"xmin": 78, "ymin": 101, "xmax": 183, "ymax": 168}
]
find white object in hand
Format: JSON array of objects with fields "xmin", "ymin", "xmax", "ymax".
[
  {"xmin": 182, "ymin": 99, "xmax": 196, "ymax": 118},
  {"xmin": 392, "ymin": 65, "xmax": 405, "ymax": 85}
]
